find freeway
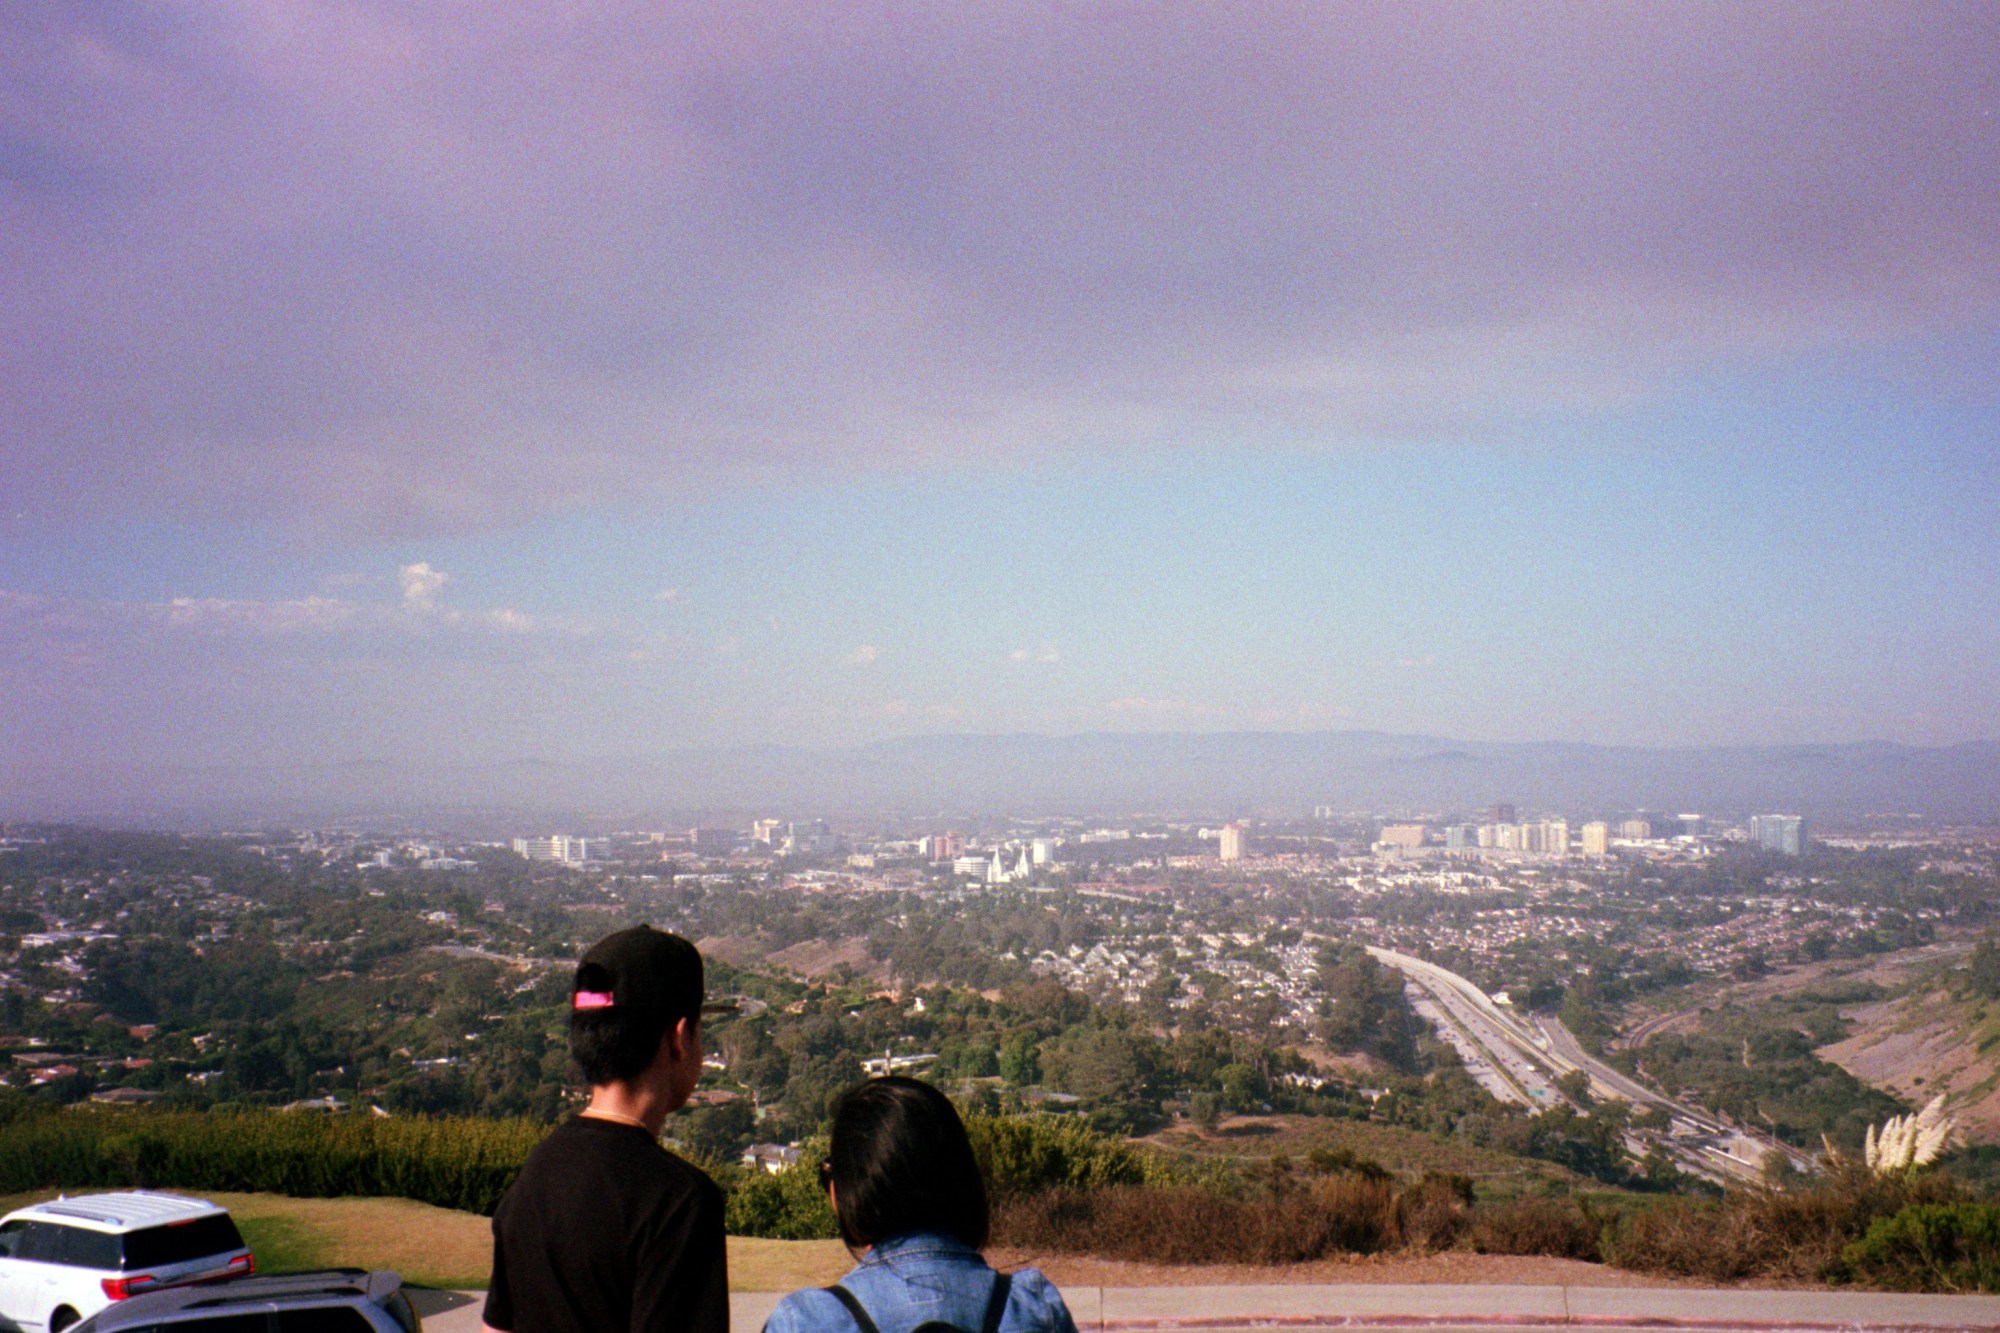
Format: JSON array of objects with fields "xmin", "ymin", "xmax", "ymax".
[{"xmin": 1364, "ymin": 947, "xmax": 1810, "ymax": 1184}]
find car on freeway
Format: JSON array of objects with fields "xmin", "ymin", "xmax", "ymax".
[
  {"xmin": 69, "ymin": 1270, "xmax": 420, "ymax": 1333},
  {"xmin": 0, "ymin": 1192, "xmax": 254, "ymax": 1333}
]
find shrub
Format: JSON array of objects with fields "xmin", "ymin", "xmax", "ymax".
[
  {"xmin": 725, "ymin": 1147, "xmax": 839, "ymax": 1240},
  {"xmin": 1840, "ymin": 1203, "xmax": 2000, "ymax": 1293},
  {"xmin": 992, "ymin": 1176, "xmax": 1399, "ymax": 1264},
  {"xmin": 964, "ymin": 1114, "xmax": 1159, "ymax": 1196},
  {"xmin": 1470, "ymin": 1198, "xmax": 1603, "ymax": 1261},
  {"xmin": 1303, "ymin": 1146, "xmax": 1391, "ymax": 1182},
  {"xmin": 1608, "ymin": 1170, "xmax": 1967, "ymax": 1283},
  {"xmin": 1394, "ymin": 1173, "xmax": 1473, "ymax": 1253}
]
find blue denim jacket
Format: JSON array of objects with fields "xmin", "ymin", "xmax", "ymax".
[{"xmin": 762, "ymin": 1233, "xmax": 1078, "ymax": 1333}]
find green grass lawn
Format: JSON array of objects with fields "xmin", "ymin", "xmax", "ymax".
[{"xmin": 0, "ymin": 1189, "xmax": 849, "ymax": 1291}]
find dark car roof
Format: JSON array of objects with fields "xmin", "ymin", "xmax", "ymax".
[{"xmin": 81, "ymin": 1269, "xmax": 403, "ymax": 1329}]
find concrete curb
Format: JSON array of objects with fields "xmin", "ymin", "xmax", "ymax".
[{"xmin": 420, "ymin": 1285, "xmax": 2000, "ymax": 1333}]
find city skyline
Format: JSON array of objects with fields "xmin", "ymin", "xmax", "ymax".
[{"xmin": 2, "ymin": 4, "xmax": 1996, "ymax": 807}]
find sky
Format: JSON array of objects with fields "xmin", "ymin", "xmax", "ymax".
[{"xmin": 2, "ymin": 1, "xmax": 1997, "ymax": 801}]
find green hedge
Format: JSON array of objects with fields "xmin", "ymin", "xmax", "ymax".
[
  {"xmin": 1842, "ymin": 1202, "xmax": 2000, "ymax": 1293},
  {"xmin": 0, "ymin": 1108, "xmax": 546, "ymax": 1215},
  {"xmin": 0, "ymin": 1106, "xmax": 1171, "ymax": 1234}
]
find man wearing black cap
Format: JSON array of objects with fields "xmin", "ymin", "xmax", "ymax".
[{"xmin": 482, "ymin": 926, "xmax": 729, "ymax": 1333}]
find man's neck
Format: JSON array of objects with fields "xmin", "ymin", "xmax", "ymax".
[{"xmin": 581, "ymin": 1080, "xmax": 678, "ymax": 1137}]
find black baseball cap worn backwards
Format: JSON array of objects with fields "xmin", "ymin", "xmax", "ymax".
[{"xmin": 572, "ymin": 925, "xmax": 730, "ymax": 1021}]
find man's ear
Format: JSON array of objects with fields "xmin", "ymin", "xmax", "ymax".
[{"xmin": 666, "ymin": 1015, "xmax": 698, "ymax": 1060}]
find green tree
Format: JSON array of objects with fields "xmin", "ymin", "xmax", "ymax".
[
  {"xmin": 1317, "ymin": 946, "xmax": 1420, "ymax": 1073},
  {"xmin": 998, "ymin": 1032, "xmax": 1041, "ymax": 1086},
  {"xmin": 1043, "ymin": 1027, "xmax": 1151, "ymax": 1103}
]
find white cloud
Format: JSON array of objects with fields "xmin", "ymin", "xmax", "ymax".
[
  {"xmin": 1, "ymin": 564, "xmax": 582, "ymax": 643},
  {"xmin": 162, "ymin": 596, "xmax": 359, "ymax": 633},
  {"xmin": 1009, "ymin": 644, "xmax": 1061, "ymax": 664},
  {"xmin": 398, "ymin": 562, "xmax": 448, "ymax": 611},
  {"xmin": 847, "ymin": 644, "xmax": 881, "ymax": 665},
  {"xmin": 5, "ymin": 7, "xmax": 1988, "ymax": 535}
]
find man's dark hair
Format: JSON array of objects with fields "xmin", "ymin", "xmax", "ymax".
[
  {"xmin": 569, "ymin": 960, "xmax": 675, "ymax": 1085},
  {"xmin": 827, "ymin": 1076, "xmax": 989, "ymax": 1250},
  {"xmin": 566, "ymin": 928, "xmax": 706, "ymax": 1086}
]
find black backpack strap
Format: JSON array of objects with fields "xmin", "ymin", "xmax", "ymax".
[
  {"xmin": 825, "ymin": 1284, "xmax": 882, "ymax": 1333},
  {"xmin": 980, "ymin": 1272, "xmax": 1013, "ymax": 1333}
]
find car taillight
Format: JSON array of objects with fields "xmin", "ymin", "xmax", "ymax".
[
  {"xmin": 230, "ymin": 1253, "xmax": 255, "ymax": 1273},
  {"xmin": 102, "ymin": 1274, "xmax": 157, "ymax": 1301}
]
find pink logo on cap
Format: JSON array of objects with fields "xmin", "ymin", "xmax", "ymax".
[{"xmin": 573, "ymin": 990, "xmax": 615, "ymax": 1010}]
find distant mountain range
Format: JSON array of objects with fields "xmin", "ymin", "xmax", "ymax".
[{"xmin": 9, "ymin": 732, "xmax": 2000, "ymax": 829}]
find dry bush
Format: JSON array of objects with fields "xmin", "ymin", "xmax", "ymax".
[
  {"xmin": 1311, "ymin": 1174, "xmax": 1402, "ymax": 1256},
  {"xmin": 1609, "ymin": 1171, "xmax": 1969, "ymax": 1283},
  {"xmin": 1606, "ymin": 1199, "xmax": 1746, "ymax": 1281},
  {"xmin": 1394, "ymin": 1173, "xmax": 1474, "ymax": 1253},
  {"xmin": 1469, "ymin": 1198, "xmax": 1603, "ymax": 1261},
  {"xmin": 991, "ymin": 1176, "xmax": 1400, "ymax": 1264}
]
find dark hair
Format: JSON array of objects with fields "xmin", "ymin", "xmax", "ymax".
[
  {"xmin": 827, "ymin": 1077, "xmax": 989, "ymax": 1250},
  {"xmin": 569, "ymin": 961, "xmax": 674, "ymax": 1084}
]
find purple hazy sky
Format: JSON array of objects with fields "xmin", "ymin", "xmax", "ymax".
[{"xmin": 2, "ymin": 2, "xmax": 1997, "ymax": 813}]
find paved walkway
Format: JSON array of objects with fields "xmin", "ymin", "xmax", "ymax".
[{"xmin": 410, "ymin": 1283, "xmax": 2000, "ymax": 1333}]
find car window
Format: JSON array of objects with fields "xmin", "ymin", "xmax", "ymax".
[
  {"xmin": 57, "ymin": 1226, "xmax": 122, "ymax": 1269},
  {"xmin": 123, "ymin": 1316, "xmax": 270, "ymax": 1332},
  {"xmin": 122, "ymin": 1216, "xmax": 247, "ymax": 1269},
  {"xmin": 274, "ymin": 1309, "xmax": 376, "ymax": 1332},
  {"xmin": 18, "ymin": 1222, "xmax": 69, "ymax": 1263},
  {"xmin": 0, "ymin": 1219, "xmax": 26, "ymax": 1257}
]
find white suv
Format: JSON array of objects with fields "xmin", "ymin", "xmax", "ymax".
[{"xmin": 0, "ymin": 1192, "xmax": 254, "ymax": 1333}]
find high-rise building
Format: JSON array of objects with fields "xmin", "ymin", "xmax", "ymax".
[
  {"xmin": 1495, "ymin": 823, "xmax": 1521, "ymax": 851},
  {"xmin": 1445, "ymin": 824, "xmax": 1475, "ymax": 850},
  {"xmin": 1749, "ymin": 814, "xmax": 1806, "ymax": 856},
  {"xmin": 1379, "ymin": 824, "xmax": 1426, "ymax": 850},
  {"xmin": 1490, "ymin": 803, "xmax": 1517, "ymax": 824},
  {"xmin": 1618, "ymin": 819, "xmax": 1652, "ymax": 840},
  {"xmin": 751, "ymin": 818, "xmax": 783, "ymax": 846},
  {"xmin": 1677, "ymin": 813, "xmax": 1704, "ymax": 837},
  {"xmin": 1544, "ymin": 820, "xmax": 1570, "ymax": 857},
  {"xmin": 1581, "ymin": 821, "xmax": 1610, "ymax": 856},
  {"xmin": 689, "ymin": 827, "xmax": 736, "ymax": 856},
  {"xmin": 929, "ymin": 832, "xmax": 965, "ymax": 862},
  {"xmin": 513, "ymin": 835, "xmax": 588, "ymax": 864},
  {"xmin": 1476, "ymin": 824, "xmax": 1497, "ymax": 848},
  {"xmin": 1218, "ymin": 823, "xmax": 1247, "ymax": 862},
  {"xmin": 1030, "ymin": 838, "xmax": 1056, "ymax": 865}
]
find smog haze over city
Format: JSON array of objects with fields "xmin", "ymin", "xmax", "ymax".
[{"xmin": 3, "ymin": 2, "xmax": 1996, "ymax": 823}]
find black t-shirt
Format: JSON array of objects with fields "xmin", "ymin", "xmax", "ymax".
[{"xmin": 484, "ymin": 1116, "xmax": 729, "ymax": 1333}]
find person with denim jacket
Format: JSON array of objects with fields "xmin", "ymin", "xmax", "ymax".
[{"xmin": 763, "ymin": 1078, "xmax": 1079, "ymax": 1333}]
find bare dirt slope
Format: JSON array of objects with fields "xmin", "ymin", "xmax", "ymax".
[
  {"xmin": 1611, "ymin": 940, "xmax": 2000, "ymax": 1141},
  {"xmin": 695, "ymin": 934, "xmax": 886, "ymax": 982},
  {"xmin": 1616, "ymin": 942, "xmax": 1975, "ymax": 1051},
  {"xmin": 1818, "ymin": 988, "xmax": 2000, "ymax": 1141}
]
